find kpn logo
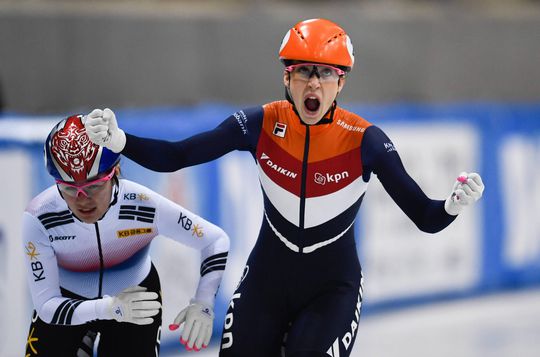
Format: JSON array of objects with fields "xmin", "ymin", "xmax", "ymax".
[{"xmin": 314, "ymin": 171, "xmax": 349, "ymax": 185}]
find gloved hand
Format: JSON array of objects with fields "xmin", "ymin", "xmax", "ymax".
[
  {"xmin": 444, "ymin": 172, "xmax": 485, "ymax": 216},
  {"xmin": 101, "ymin": 286, "xmax": 161, "ymax": 325},
  {"xmin": 84, "ymin": 108, "xmax": 126, "ymax": 153},
  {"xmin": 169, "ymin": 300, "xmax": 214, "ymax": 351}
]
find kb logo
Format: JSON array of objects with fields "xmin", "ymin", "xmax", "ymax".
[{"xmin": 178, "ymin": 212, "xmax": 192, "ymax": 231}]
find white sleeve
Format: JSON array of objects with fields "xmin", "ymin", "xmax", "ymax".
[
  {"xmin": 154, "ymin": 195, "xmax": 230, "ymax": 307},
  {"xmin": 22, "ymin": 212, "xmax": 110, "ymax": 325}
]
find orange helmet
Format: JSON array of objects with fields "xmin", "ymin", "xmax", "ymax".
[{"xmin": 279, "ymin": 18, "xmax": 354, "ymax": 72}]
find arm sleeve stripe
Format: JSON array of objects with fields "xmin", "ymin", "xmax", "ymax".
[
  {"xmin": 64, "ymin": 300, "xmax": 84, "ymax": 325},
  {"xmin": 43, "ymin": 218, "xmax": 75, "ymax": 229},
  {"xmin": 201, "ymin": 252, "xmax": 228, "ymax": 266},
  {"xmin": 200, "ymin": 252, "xmax": 228, "ymax": 276},
  {"xmin": 51, "ymin": 299, "xmax": 84, "ymax": 325},
  {"xmin": 200, "ymin": 257, "xmax": 227, "ymax": 274},
  {"xmin": 201, "ymin": 263, "xmax": 227, "ymax": 277},
  {"xmin": 51, "ymin": 300, "xmax": 71, "ymax": 324},
  {"xmin": 38, "ymin": 210, "xmax": 71, "ymax": 220}
]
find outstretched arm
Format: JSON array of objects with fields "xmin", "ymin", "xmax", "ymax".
[
  {"xmin": 122, "ymin": 127, "xmax": 239, "ymax": 172},
  {"xmin": 85, "ymin": 107, "xmax": 260, "ymax": 172},
  {"xmin": 362, "ymin": 126, "xmax": 484, "ymax": 233}
]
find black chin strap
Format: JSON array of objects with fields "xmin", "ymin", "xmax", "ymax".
[
  {"xmin": 109, "ymin": 176, "xmax": 119, "ymax": 208},
  {"xmin": 322, "ymin": 100, "xmax": 337, "ymax": 124},
  {"xmin": 96, "ymin": 176, "xmax": 119, "ymax": 221}
]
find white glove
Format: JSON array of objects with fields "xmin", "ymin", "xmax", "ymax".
[
  {"xmin": 84, "ymin": 108, "xmax": 126, "ymax": 153},
  {"xmin": 101, "ymin": 286, "xmax": 161, "ymax": 325},
  {"xmin": 169, "ymin": 299, "xmax": 214, "ymax": 351},
  {"xmin": 444, "ymin": 172, "xmax": 485, "ymax": 216}
]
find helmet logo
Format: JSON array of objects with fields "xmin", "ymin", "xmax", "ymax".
[
  {"xmin": 279, "ymin": 30, "xmax": 291, "ymax": 54},
  {"xmin": 345, "ymin": 35, "xmax": 354, "ymax": 65},
  {"xmin": 51, "ymin": 116, "xmax": 99, "ymax": 182}
]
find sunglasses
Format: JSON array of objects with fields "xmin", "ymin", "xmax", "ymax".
[
  {"xmin": 56, "ymin": 167, "xmax": 116, "ymax": 198},
  {"xmin": 285, "ymin": 63, "xmax": 345, "ymax": 82}
]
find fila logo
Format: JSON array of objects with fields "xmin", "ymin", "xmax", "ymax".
[{"xmin": 273, "ymin": 122, "xmax": 287, "ymax": 138}]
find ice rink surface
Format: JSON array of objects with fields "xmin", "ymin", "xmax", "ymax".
[{"xmin": 162, "ymin": 287, "xmax": 540, "ymax": 357}]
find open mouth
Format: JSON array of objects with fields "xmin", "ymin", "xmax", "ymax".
[{"xmin": 304, "ymin": 96, "xmax": 320, "ymax": 113}]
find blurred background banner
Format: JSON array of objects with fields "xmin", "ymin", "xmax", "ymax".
[
  {"xmin": 1, "ymin": 0, "xmax": 539, "ymax": 355},
  {"xmin": 1, "ymin": 103, "xmax": 539, "ymax": 355},
  {"xmin": 1, "ymin": 0, "xmax": 540, "ymax": 114}
]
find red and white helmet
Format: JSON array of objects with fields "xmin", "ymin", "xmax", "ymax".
[
  {"xmin": 44, "ymin": 114, "xmax": 120, "ymax": 182},
  {"xmin": 279, "ymin": 18, "xmax": 355, "ymax": 72}
]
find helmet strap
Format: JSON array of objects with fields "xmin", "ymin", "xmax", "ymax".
[
  {"xmin": 96, "ymin": 176, "xmax": 119, "ymax": 221},
  {"xmin": 109, "ymin": 175, "xmax": 119, "ymax": 207},
  {"xmin": 324, "ymin": 100, "xmax": 337, "ymax": 124}
]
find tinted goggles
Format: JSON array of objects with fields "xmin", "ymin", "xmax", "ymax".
[{"xmin": 285, "ymin": 63, "xmax": 345, "ymax": 82}]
